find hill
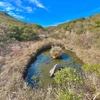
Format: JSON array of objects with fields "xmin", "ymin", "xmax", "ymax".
[
  {"xmin": 0, "ymin": 11, "xmax": 46, "ymax": 42},
  {"xmin": 1, "ymin": 10, "xmax": 100, "ymax": 43},
  {"xmin": 49, "ymin": 13, "xmax": 100, "ymax": 35},
  {"xmin": 0, "ymin": 11, "xmax": 100, "ymax": 100},
  {"xmin": 48, "ymin": 13, "xmax": 100, "ymax": 50},
  {"xmin": 1, "ymin": 11, "xmax": 100, "ymax": 63}
]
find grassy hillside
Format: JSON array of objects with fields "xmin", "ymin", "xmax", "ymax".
[
  {"xmin": 48, "ymin": 13, "xmax": 100, "ymax": 51},
  {"xmin": 50, "ymin": 13, "xmax": 100, "ymax": 34},
  {"xmin": 0, "ymin": 11, "xmax": 100, "ymax": 100},
  {"xmin": 0, "ymin": 11, "xmax": 46, "ymax": 42},
  {"xmin": 1, "ymin": 11, "xmax": 100, "ymax": 43}
]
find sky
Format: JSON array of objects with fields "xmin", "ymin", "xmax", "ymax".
[{"xmin": 0, "ymin": 0, "xmax": 100, "ymax": 27}]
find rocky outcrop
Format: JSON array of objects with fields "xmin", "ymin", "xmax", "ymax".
[
  {"xmin": 49, "ymin": 64, "xmax": 63, "ymax": 77},
  {"xmin": 50, "ymin": 46, "xmax": 63, "ymax": 59}
]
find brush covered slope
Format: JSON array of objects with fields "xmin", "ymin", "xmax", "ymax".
[
  {"xmin": 49, "ymin": 13, "xmax": 100, "ymax": 64},
  {"xmin": 0, "ymin": 11, "xmax": 100, "ymax": 100},
  {"xmin": 0, "ymin": 11, "xmax": 47, "ymax": 42}
]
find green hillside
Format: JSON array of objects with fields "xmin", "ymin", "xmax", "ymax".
[
  {"xmin": 48, "ymin": 13, "xmax": 100, "ymax": 35},
  {"xmin": 0, "ymin": 11, "xmax": 100, "ymax": 100},
  {"xmin": 48, "ymin": 13, "xmax": 100, "ymax": 50},
  {"xmin": 1, "ymin": 10, "xmax": 100, "ymax": 52},
  {"xmin": 1, "ymin": 11, "xmax": 100, "ymax": 42},
  {"xmin": 0, "ymin": 11, "xmax": 45, "ymax": 42}
]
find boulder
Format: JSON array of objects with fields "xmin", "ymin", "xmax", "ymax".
[
  {"xmin": 49, "ymin": 64, "xmax": 63, "ymax": 77},
  {"xmin": 50, "ymin": 46, "xmax": 63, "ymax": 59}
]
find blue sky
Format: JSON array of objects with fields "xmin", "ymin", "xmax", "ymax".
[{"xmin": 0, "ymin": 0, "xmax": 100, "ymax": 27}]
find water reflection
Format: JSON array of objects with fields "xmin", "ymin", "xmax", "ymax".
[{"xmin": 26, "ymin": 50, "xmax": 83, "ymax": 87}]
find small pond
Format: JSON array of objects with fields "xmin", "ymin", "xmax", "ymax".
[{"xmin": 25, "ymin": 50, "xmax": 83, "ymax": 87}]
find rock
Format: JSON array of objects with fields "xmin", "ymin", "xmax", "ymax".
[
  {"xmin": 50, "ymin": 46, "xmax": 63, "ymax": 59},
  {"xmin": 49, "ymin": 64, "xmax": 63, "ymax": 77}
]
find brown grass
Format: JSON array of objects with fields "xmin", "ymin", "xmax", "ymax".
[{"xmin": 0, "ymin": 38, "xmax": 100, "ymax": 100}]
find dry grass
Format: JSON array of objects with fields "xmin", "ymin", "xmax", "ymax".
[
  {"xmin": 0, "ymin": 38, "xmax": 64, "ymax": 100},
  {"xmin": 0, "ymin": 38, "xmax": 100, "ymax": 100}
]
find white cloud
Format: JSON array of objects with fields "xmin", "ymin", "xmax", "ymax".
[
  {"xmin": 29, "ymin": 0, "xmax": 47, "ymax": 10},
  {"xmin": 10, "ymin": 0, "xmax": 34, "ymax": 13},
  {"xmin": 0, "ymin": 2, "xmax": 14, "ymax": 10},
  {"xmin": 50, "ymin": 20, "xmax": 70, "ymax": 26},
  {"xmin": 15, "ymin": 8, "xmax": 23, "ymax": 12},
  {"xmin": 8, "ymin": 12, "xmax": 24, "ymax": 19},
  {"xmin": 25, "ymin": 6, "xmax": 33, "ymax": 13},
  {"xmin": 0, "ymin": 2, "xmax": 5, "ymax": 6},
  {"xmin": 0, "ymin": 1, "xmax": 26, "ymax": 20},
  {"xmin": 0, "ymin": 2, "xmax": 3, "ymax": 6},
  {"xmin": 14, "ymin": 0, "xmax": 22, "ymax": 7},
  {"xmin": 0, "ymin": 0, "xmax": 40, "ymax": 20},
  {"xmin": 92, "ymin": 7, "xmax": 100, "ymax": 12},
  {"xmin": 6, "ymin": 7, "xmax": 15, "ymax": 11},
  {"xmin": 0, "ymin": 1, "xmax": 16, "ymax": 13},
  {"xmin": 0, "ymin": 1, "xmax": 33, "ymax": 14}
]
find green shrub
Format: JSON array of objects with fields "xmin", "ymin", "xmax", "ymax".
[
  {"xmin": 54, "ymin": 67, "xmax": 83, "ymax": 100},
  {"xmin": 57, "ymin": 89, "xmax": 81, "ymax": 100},
  {"xmin": 82, "ymin": 65, "xmax": 100, "ymax": 77},
  {"xmin": 32, "ymin": 24, "xmax": 44, "ymax": 30},
  {"xmin": 54, "ymin": 67, "xmax": 83, "ymax": 89},
  {"xmin": 94, "ymin": 20, "xmax": 100, "ymax": 27}
]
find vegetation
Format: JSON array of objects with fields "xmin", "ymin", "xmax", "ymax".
[
  {"xmin": 82, "ymin": 65, "xmax": 100, "ymax": 77},
  {"xmin": 54, "ymin": 67, "xmax": 83, "ymax": 86},
  {"xmin": 0, "ymin": 11, "xmax": 46, "ymax": 43},
  {"xmin": 0, "ymin": 11, "xmax": 100, "ymax": 100},
  {"xmin": 82, "ymin": 65, "xmax": 100, "ymax": 100},
  {"xmin": 32, "ymin": 24, "xmax": 44, "ymax": 30},
  {"xmin": 54, "ymin": 67, "xmax": 83, "ymax": 100},
  {"xmin": 55, "ymin": 14, "xmax": 100, "ymax": 34}
]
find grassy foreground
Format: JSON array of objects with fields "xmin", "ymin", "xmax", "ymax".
[
  {"xmin": 0, "ymin": 11, "xmax": 100, "ymax": 100},
  {"xmin": 0, "ymin": 38, "xmax": 100, "ymax": 100}
]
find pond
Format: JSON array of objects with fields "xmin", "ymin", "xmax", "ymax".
[{"xmin": 25, "ymin": 50, "xmax": 83, "ymax": 88}]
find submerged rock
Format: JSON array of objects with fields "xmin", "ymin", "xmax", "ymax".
[
  {"xmin": 50, "ymin": 46, "xmax": 63, "ymax": 59},
  {"xmin": 49, "ymin": 64, "xmax": 63, "ymax": 77}
]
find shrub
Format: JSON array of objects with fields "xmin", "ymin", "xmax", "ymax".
[
  {"xmin": 57, "ymin": 89, "xmax": 81, "ymax": 100},
  {"xmin": 82, "ymin": 65, "xmax": 100, "ymax": 77},
  {"xmin": 54, "ymin": 67, "xmax": 83, "ymax": 90},
  {"xmin": 54, "ymin": 67, "xmax": 83, "ymax": 100}
]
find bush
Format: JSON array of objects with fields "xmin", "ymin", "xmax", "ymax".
[
  {"xmin": 54, "ymin": 67, "xmax": 83, "ymax": 100},
  {"xmin": 54, "ymin": 67, "xmax": 83, "ymax": 94},
  {"xmin": 54, "ymin": 67, "xmax": 83, "ymax": 87},
  {"xmin": 57, "ymin": 89, "xmax": 81, "ymax": 100},
  {"xmin": 82, "ymin": 65, "xmax": 100, "ymax": 77}
]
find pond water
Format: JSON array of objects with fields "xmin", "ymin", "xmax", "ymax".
[{"xmin": 25, "ymin": 50, "xmax": 83, "ymax": 87}]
